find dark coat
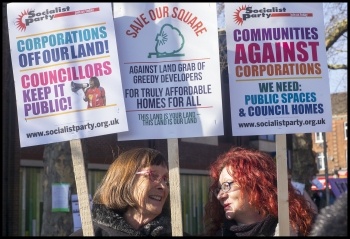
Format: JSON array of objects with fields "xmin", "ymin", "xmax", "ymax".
[{"xmin": 70, "ymin": 204, "xmax": 172, "ymax": 236}]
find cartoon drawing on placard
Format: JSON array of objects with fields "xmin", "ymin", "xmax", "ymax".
[
  {"xmin": 148, "ymin": 24, "xmax": 185, "ymax": 58},
  {"xmin": 71, "ymin": 77, "xmax": 106, "ymax": 109}
]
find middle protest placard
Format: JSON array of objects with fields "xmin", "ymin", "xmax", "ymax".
[{"xmin": 113, "ymin": 3, "xmax": 223, "ymax": 141}]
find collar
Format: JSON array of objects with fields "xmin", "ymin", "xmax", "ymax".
[
  {"xmin": 91, "ymin": 203, "xmax": 172, "ymax": 236},
  {"xmin": 223, "ymin": 214, "xmax": 278, "ymax": 236}
]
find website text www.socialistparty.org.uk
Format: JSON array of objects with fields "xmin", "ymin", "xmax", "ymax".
[
  {"xmin": 26, "ymin": 118, "xmax": 119, "ymax": 139},
  {"xmin": 238, "ymin": 118, "xmax": 326, "ymax": 128}
]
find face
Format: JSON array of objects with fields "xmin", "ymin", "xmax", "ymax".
[
  {"xmin": 217, "ymin": 166, "xmax": 256, "ymax": 223},
  {"xmin": 132, "ymin": 165, "xmax": 169, "ymax": 219},
  {"xmin": 89, "ymin": 79, "xmax": 95, "ymax": 87}
]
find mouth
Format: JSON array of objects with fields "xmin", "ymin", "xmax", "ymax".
[
  {"xmin": 223, "ymin": 203, "xmax": 230, "ymax": 211},
  {"xmin": 149, "ymin": 195, "xmax": 162, "ymax": 201}
]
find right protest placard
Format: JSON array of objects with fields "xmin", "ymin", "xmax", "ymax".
[{"xmin": 225, "ymin": 3, "xmax": 332, "ymax": 136}]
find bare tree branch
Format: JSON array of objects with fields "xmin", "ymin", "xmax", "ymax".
[
  {"xmin": 328, "ymin": 64, "xmax": 348, "ymax": 70},
  {"xmin": 325, "ymin": 19, "xmax": 348, "ymax": 51}
]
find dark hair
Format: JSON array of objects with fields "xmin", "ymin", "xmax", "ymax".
[
  {"xmin": 310, "ymin": 191, "xmax": 348, "ymax": 236},
  {"xmin": 93, "ymin": 148, "xmax": 168, "ymax": 213},
  {"xmin": 203, "ymin": 147, "xmax": 315, "ymax": 236},
  {"xmin": 90, "ymin": 76, "xmax": 100, "ymax": 87}
]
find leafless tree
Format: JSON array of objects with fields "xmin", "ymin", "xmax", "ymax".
[{"xmin": 323, "ymin": 2, "xmax": 347, "ymax": 92}]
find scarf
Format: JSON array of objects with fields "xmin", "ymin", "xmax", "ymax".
[
  {"xmin": 92, "ymin": 204, "xmax": 172, "ymax": 236},
  {"xmin": 222, "ymin": 214, "xmax": 278, "ymax": 236}
]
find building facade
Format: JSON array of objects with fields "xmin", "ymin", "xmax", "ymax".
[
  {"xmin": 312, "ymin": 92, "xmax": 347, "ymax": 177},
  {"xmin": 311, "ymin": 92, "xmax": 348, "ymax": 206}
]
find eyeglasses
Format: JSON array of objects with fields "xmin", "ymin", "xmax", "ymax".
[
  {"xmin": 136, "ymin": 170, "xmax": 169, "ymax": 187},
  {"xmin": 212, "ymin": 181, "xmax": 239, "ymax": 196}
]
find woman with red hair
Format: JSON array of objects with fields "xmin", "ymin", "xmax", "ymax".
[{"xmin": 203, "ymin": 147, "xmax": 316, "ymax": 236}]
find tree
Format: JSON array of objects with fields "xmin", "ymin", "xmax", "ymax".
[
  {"xmin": 40, "ymin": 141, "xmax": 88, "ymax": 236},
  {"xmin": 41, "ymin": 142, "xmax": 76, "ymax": 236},
  {"xmin": 324, "ymin": 3, "xmax": 348, "ymax": 92}
]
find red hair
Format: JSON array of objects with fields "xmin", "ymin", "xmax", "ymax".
[{"xmin": 203, "ymin": 147, "xmax": 315, "ymax": 236}]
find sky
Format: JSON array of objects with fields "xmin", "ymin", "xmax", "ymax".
[{"xmin": 328, "ymin": 69, "xmax": 347, "ymax": 93}]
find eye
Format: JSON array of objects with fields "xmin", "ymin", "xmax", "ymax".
[
  {"xmin": 222, "ymin": 182, "xmax": 230, "ymax": 191},
  {"xmin": 149, "ymin": 172, "xmax": 159, "ymax": 182}
]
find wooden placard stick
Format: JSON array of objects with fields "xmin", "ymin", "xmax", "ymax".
[
  {"xmin": 70, "ymin": 139, "xmax": 94, "ymax": 236},
  {"xmin": 167, "ymin": 138, "xmax": 183, "ymax": 236}
]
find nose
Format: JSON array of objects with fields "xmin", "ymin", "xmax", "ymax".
[
  {"xmin": 154, "ymin": 177, "xmax": 168, "ymax": 187},
  {"xmin": 156, "ymin": 181, "xmax": 168, "ymax": 191},
  {"xmin": 216, "ymin": 190, "xmax": 227, "ymax": 200}
]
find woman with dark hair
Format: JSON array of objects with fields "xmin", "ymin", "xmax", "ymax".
[
  {"xmin": 70, "ymin": 148, "xmax": 173, "ymax": 236},
  {"xmin": 203, "ymin": 147, "xmax": 316, "ymax": 236},
  {"xmin": 84, "ymin": 76, "xmax": 106, "ymax": 108}
]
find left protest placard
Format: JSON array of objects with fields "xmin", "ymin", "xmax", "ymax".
[{"xmin": 7, "ymin": 3, "xmax": 128, "ymax": 147}]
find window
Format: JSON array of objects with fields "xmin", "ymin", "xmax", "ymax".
[
  {"xmin": 344, "ymin": 122, "xmax": 347, "ymax": 140},
  {"xmin": 315, "ymin": 132, "xmax": 323, "ymax": 143},
  {"xmin": 259, "ymin": 135, "xmax": 275, "ymax": 141},
  {"xmin": 317, "ymin": 153, "xmax": 325, "ymax": 170}
]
